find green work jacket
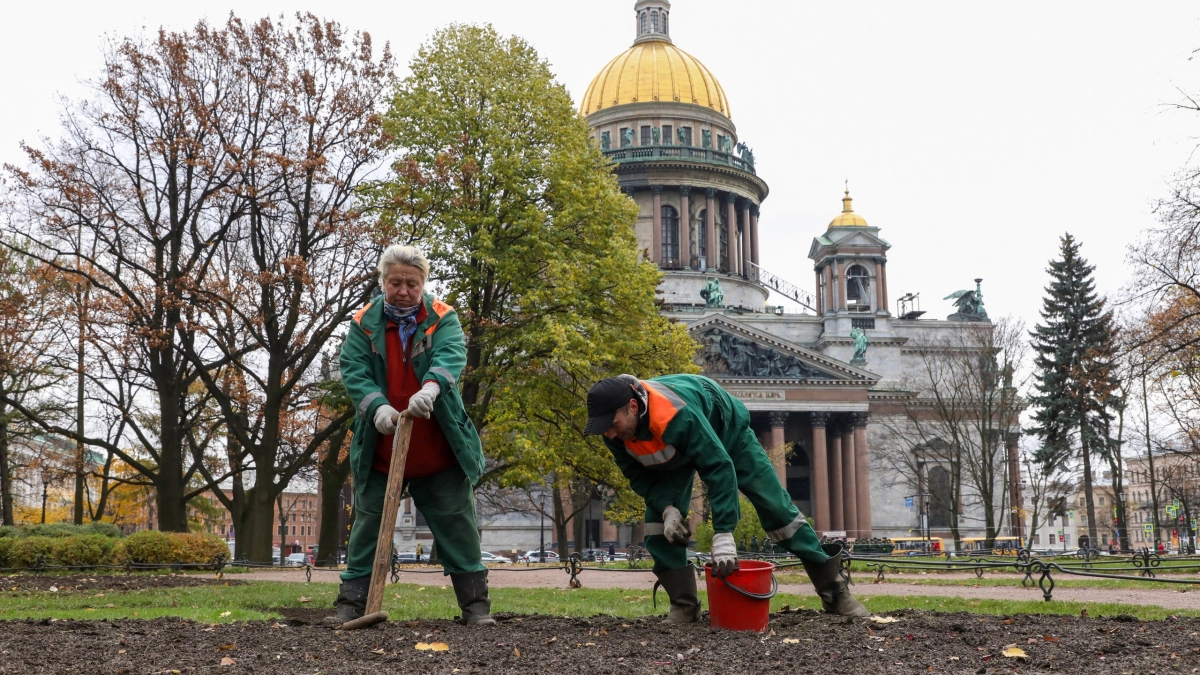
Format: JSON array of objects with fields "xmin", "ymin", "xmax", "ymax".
[
  {"xmin": 339, "ymin": 292, "xmax": 484, "ymax": 497},
  {"xmin": 602, "ymin": 374, "xmax": 745, "ymax": 534}
]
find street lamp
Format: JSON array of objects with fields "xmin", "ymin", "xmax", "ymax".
[
  {"xmin": 41, "ymin": 475, "xmax": 50, "ymax": 524},
  {"xmin": 539, "ymin": 494, "xmax": 546, "ymax": 563}
]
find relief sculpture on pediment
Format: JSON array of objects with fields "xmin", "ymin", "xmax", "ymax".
[{"xmin": 697, "ymin": 328, "xmax": 830, "ymax": 379}]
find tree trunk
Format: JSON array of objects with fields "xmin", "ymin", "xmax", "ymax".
[
  {"xmin": 1079, "ymin": 409, "xmax": 1099, "ymax": 548},
  {"xmin": 316, "ymin": 428, "xmax": 351, "ymax": 567},
  {"xmin": 1144, "ymin": 374, "xmax": 1162, "ymax": 547},
  {"xmin": 0, "ymin": 409, "xmax": 12, "ymax": 526},
  {"xmin": 552, "ymin": 483, "xmax": 569, "ymax": 559},
  {"xmin": 241, "ymin": 484, "xmax": 279, "ymax": 563}
]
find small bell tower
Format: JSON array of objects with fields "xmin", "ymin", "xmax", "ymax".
[{"xmin": 634, "ymin": 0, "xmax": 672, "ymax": 44}]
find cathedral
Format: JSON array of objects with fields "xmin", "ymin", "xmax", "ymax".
[{"xmin": 573, "ymin": 0, "xmax": 1016, "ymax": 544}]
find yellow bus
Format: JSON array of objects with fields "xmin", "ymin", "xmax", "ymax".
[
  {"xmin": 961, "ymin": 536, "xmax": 1022, "ymax": 555},
  {"xmin": 890, "ymin": 537, "xmax": 945, "ymax": 556}
]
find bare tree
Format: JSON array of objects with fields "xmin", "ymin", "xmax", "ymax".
[
  {"xmin": 877, "ymin": 318, "xmax": 1026, "ymax": 549},
  {"xmin": 1020, "ymin": 449, "xmax": 1075, "ymax": 551}
]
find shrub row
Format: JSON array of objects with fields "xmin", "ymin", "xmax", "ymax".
[
  {"xmin": 0, "ymin": 531, "xmax": 228, "ymax": 569},
  {"xmin": 0, "ymin": 522, "xmax": 123, "ymax": 539}
]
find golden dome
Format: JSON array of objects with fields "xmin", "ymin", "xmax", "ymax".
[
  {"xmin": 579, "ymin": 40, "xmax": 730, "ymax": 118},
  {"xmin": 829, "ymin": 189, "xmax": 869, "ymax": 228}
]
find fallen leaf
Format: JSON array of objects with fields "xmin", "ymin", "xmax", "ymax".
[
  {"xmin": 405, "ymin": 621, "xmax": 419, "ymax": 628},
  {"xmin": 298, "ymin": 597, "xmax": 312, "ymax": 603},
  {"xmin": 545, "ymin": 637, "xmax": 557, "ymax": 645},
  {"xmin": 219, "ymin": 611, "xmax": 231, "ymax": 618},
  {"xmin": 1002, "ymin": 644, "xmax": 1028, "ymax": 661},
  {"xmin": 217, "ymin": 644, "xmax": 236, "ymax": 651},
  {"xmin": 431, "ymin": 643, "xmax": 449, "ymax": 652},
  {"xmin": 219, "ymin": 657, "xmax": 236, "ymax": 667},
  {"xmin": 49, "ymin": 586, "xmax": 58, "ymax": 593},
  {"xmin": 118, "ymin": 650, "xmax": 126, "ymax": 654},
  {"xmin": 870, "ymin": 616, "xmax": 900, "ymax": 624},
  {"xmin": 782, "ymin": 638, "xmax": 800, "ymax": 644},
  {"xmin": 513, "ymin": 647, "xmax": 521, "ymax": 657},
  {"xmin": 1043, "ymin": 635, "xmax": 1060, "ymax": 643},
  {"xmin": 372, "ymin": 648, "xmax": 386, "ymax": 654},
  {"xmin": 1001, "ymin": 618, "xmax": 1016, "ymax": 625},
  {"xmin": 1081, "ymin": 609, "xmax": 1088, "ymax": 618},
  {"xmin": 418, "ymin": 587, "xmax": 425, "ymax": 591}
]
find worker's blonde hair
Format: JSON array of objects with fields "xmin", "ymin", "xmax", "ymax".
[{"xmin": 377, "ymin": 245, "xmax": 429, "ymax": 286}]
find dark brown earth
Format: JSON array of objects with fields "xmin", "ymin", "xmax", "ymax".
[
  {"xmin": 0, "ymin": 573, "xmax": 242, "ymax": 594},
  {"xmin": 4, "ymin": 609, "xmax": 1200, "ymax": 674}
]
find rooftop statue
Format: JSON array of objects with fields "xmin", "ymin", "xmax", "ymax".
[
  {"xmin": 622, "ymin": 128, "xmax": 635, "ymax": 148},
  {"xmin": 944, "ymin": 278, "xmax": 989, "ymax": 322},
  {"xmin": 700, "ymin": 277, "xmax": 724, "ymax": 308},
  {"xmin": 720, "ymin": 135, "xmax": 732, "ymax": 153},
  {"xmin": 736, "ymin": 142, "xmax": 755, "ymax": 169},
  {"xmin": 701, "ymin": 129, "xmax": 712, "ymax": 149},
  {"xmin": 600, "ymin": 130, "xmax": 610, "ymax": 151},
  {"xmin": 678, "ymin": 127, "xmax": 688, "ymax": 145},
  {"xmin": 850, "ymin": 327, "xmax": 868, "ymax": 364},
  {"xmin": 652, "ymin": 127, "xmax": 661, "ymax": 145}
]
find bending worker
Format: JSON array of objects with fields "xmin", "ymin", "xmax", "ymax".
[
  {"xmin": 335, "ymin": 245, "xmax": 494, "ymax": 626},
  {"xmin": 584, "ymin": 373, "xmax": 868, "ymax": 621}
]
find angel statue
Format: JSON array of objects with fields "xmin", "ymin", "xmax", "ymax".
[
  {"xmin": 944, "ymin": 278, "xmax": 989, "ymax": 322},
  {"xmin": 699, "ymin": 277, "xmax": 724, "ymax": 308},
  {"xmin": 850, "ymin": 327, "xmax": 868, "ymax": 363}
]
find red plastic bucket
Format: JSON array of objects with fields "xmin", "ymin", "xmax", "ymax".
[{"xmin": 704, "ymin": 560, "xmax": 777, "ymax": 632}]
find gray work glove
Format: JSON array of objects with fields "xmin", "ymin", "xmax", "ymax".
[
  {"xmin": 662, "ymin": 505, "xmax": 690, "ymax": 546},
  {"xmin": 373, "ymin": 404, "xmax": 400, "ymax": 434},
  {"xmin": 407, "ymin": 381, "xmax": 440, "ymax": 419},
  {"xmin": 711, "ymin": 532, "xmax": 739, "ymax": 578}
]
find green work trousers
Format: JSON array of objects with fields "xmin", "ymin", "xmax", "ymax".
[
  {"xmin": 644, "ymin": 426, "xmax": 828, "ymax": 572},
  {"xmin": 341, "ymin": 465, "xmax": 485, "ymax": 580}
]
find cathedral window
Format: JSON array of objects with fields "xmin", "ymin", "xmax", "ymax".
[
  {"xmin": 845, "ymin": 264, "xmax": 871, "ymax": 312},
  {"xmin": 640, "ymin": 125, "xmax": 652, "ymax": 146},
  {"xmin": 717, "ymin": 210, "xmax": 729, "ymax": 272},
  {"xmin": 662, "ymin": 12, "xmax": 668, "ymax": 34},
  {"xmin": 651, "ymin": 10, "xmax": 659, "ymax": 33},
  {"xmin": 661, "ymin": 205, "xmax": 679, "ymax": 268},
  {"xmin": 696, "ymin": 209, "xmax": 707, "ymax": 261},
  {"xmin": 662, "ymin": 125, "xmax": 672, "ymax": 145},
  {"xmin": 640, "ymin": 12, "xmax": 648, "ymax": 34}
]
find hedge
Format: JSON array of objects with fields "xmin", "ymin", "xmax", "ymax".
[
  {"xmin": 0, "ymin": 531, "xmax": 227, "ymax": 569},
  {"xmin": 0, "ymin": 523, "xmax": 122, "ymax": 539}
]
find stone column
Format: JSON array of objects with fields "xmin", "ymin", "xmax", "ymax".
[
  {"xmin": 705, "ymin": 188, "xmax": 717, "ymax": 272},
  {"xmin": 836, "ymin": 256, "xmax": 847, "ymax": 311},
  {"xmin": 841, "ymin": 418, "xmax": 858, "ymax": 537},
  {"xmin": 651, "ymin": 185, "xmax": 663, "ymax": 266},
  {"xmin": 768, "ymin": 412, "xmax": 789, "ymax": 489},
  {"xmin": 810, "ymin": 412, "xmax": 831, "ymax": 533},
  {"xmin": 679, "ymin": 186, "xmax": 692, "ymax": 270},
  {"xmin": 724, "ymin": 193, "xmax": 738, "ymax": 275},
  {"xmin": 823, "ymin": 264, "xmax": 833, "ymax": 314},
  {"xmin": 878, "ymin": 257, "xmax": 889, "ymax": 311},
  {"xmin": 750, "ymin": 205, "xmax": 760, "ymax": 267},
  {"xmin": 740, "ymin": 200, "xmax": 751, "ymax": 279},
  {"xmin": 814, "ymin": 267, "xmax": 823, "ymax": 314},
  {"xmin": 1007, "ymin": 432, "xmax": 1022, "ymax": 541},
  {"xmin": 873, "ymin": 257, "xmax": 885, "ymax": 311},
  {"xmin": 854, "ymin": 413, "xmax": 872, "ymax": 538},
  {"xmin": 829, "ymin": 422, "xmax": 844, "ymax": 531}
]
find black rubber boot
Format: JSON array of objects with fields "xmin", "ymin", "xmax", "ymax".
[
  {"xmin": 653, "ymin": 566, "xmax": 702, "ymax": 624},
  {"xmin": 325, "ymin": 576, "xmax": 371, "ymax": 624},
  {"xmin": 450, "ymin": 570, "xmax": 497, "ymax": 626},
  {"xmin": 801, "ymin": 543, "xmax": 869, "ymax": 617}
]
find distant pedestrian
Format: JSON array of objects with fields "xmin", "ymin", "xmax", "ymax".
[{"xmin": 608, "ymin": 542, "xmax": 616, "ymax": 557}]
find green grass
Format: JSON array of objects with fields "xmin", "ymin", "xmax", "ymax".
[
  {"xmin": 780, "ymin": 572, "xmax": 1200, "ymax": 590},
  {"xmin": 1, "ymin": 579, "xmax": 1198, "ymax": 624}
]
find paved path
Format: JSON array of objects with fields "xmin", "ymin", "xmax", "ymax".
[{"xmin": 238, "ymin": 566, "xmax": 1200, "ymax": 610}]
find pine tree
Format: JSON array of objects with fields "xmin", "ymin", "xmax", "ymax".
[{"xmin": 1029, "ymin": 233, "xmax": 1119, "ymax": 550}]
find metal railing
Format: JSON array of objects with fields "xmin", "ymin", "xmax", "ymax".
[
  {"xmin": 603, "ymin": 145, "xmax": 757, "ymax": 174},
  {"xmin": 747, "ymin": 262, "xmax": 817, "ymax": 313}
]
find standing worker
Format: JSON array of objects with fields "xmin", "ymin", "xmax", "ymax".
[
  {"xmin": 584, "ymin": 374, "xmax": 869, "ymax": 621},
  {"xmin": 334, "ymin": 245, "xmax": 494, "ymax": 626}
]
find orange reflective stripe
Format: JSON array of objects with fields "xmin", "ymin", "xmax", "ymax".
[
  {"xmin": 353, "ymin": 302, "xmax": 373, "ymax": 337},
  {"xmin": 623, "ymin": 380, "xmax": 686, "ymax": 466}
]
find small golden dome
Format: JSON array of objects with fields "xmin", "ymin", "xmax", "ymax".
[
  {"xmin": 579, "ymin": 40, "xmax": 730, "ymax": 118},
  {"xmin": 829, "ymin": 189, "xmax": 869, "ymax": 228}
]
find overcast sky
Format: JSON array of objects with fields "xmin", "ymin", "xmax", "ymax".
[{"xmin": 3, "ymin": 1, "xmax": 1198, "ymax": 328}]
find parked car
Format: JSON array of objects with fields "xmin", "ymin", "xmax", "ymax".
[
  {"xmin": 394, "ymin": 552, "xmax": 430, "ymax": 564},
  {"xmin": 479, "ymin": 551, "xmax": 512, "ymax": 564},
  {"xmin": 284, "ymin": 552, "xmax": 308, "ymax": 567},
  {"xmin": 580, "ymin": 549, "xmax": 609, "ymax": 562},
  {"xmin": 518, "ymin": 550, "xmax": 560, "ymax": 563}
]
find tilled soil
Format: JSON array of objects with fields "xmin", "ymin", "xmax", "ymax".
[
  {"xmin": 4, "ymin": 609, "xmax": 1200, "ymax": 674},
  {"xmin": 0, "ymin": 573, "xmax": 242, "ymax": 594}
]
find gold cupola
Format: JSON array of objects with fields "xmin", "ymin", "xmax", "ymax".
[
  {"xmin": 579, "ymin": 0, "xmax": 730, "ymax": 118},
  {"xmin": 829, "ymin": 188, "xmax": 869, "ymax": 228}
]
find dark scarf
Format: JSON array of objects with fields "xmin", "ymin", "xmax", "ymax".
[{"xmin": 383, "ymin": 301, "xmax": 421, "ymax": 351}]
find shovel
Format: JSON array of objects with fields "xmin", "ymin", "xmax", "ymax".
[{"xmin": 339, "ymin": 411, "xmax": 414, "ymax": 630}]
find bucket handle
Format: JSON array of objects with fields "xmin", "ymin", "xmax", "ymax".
[{"xmin": 714, "ymin": 570, "xmax": 778, "ymax": 601}]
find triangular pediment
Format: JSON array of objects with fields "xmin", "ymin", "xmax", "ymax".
[
  {"xmin": 687, "ymin": 315, "xmax": 879, "ymax": 384},
  {"xmin": 808, "ymin": 227, "xmax": 892, "ymax": 259}
]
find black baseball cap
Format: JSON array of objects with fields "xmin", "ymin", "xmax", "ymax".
[{"xmin": 584, "ymin": 376, "xmax": 639, "ymax": 435}]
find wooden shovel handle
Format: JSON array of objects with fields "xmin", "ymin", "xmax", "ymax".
[{"xmin": 364, "ymin": 410, "xmax": 414, "ymax": 616}]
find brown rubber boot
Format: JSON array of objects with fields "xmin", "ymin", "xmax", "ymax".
[
  {"xmin": 801, "ymin": 543, "xmax": 869, "ymax": 617},
  {"xmin": 450, "ymin": 570, "xmax": 497, "ymax": 626},
  {"xmin": 653, "ymin": 566, "xmax": 702, "ymax": 624}
]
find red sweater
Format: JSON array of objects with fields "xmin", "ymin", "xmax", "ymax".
[{"xmin": 371, "ymin": 306, "xmax": 458, "ymax": 479}]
